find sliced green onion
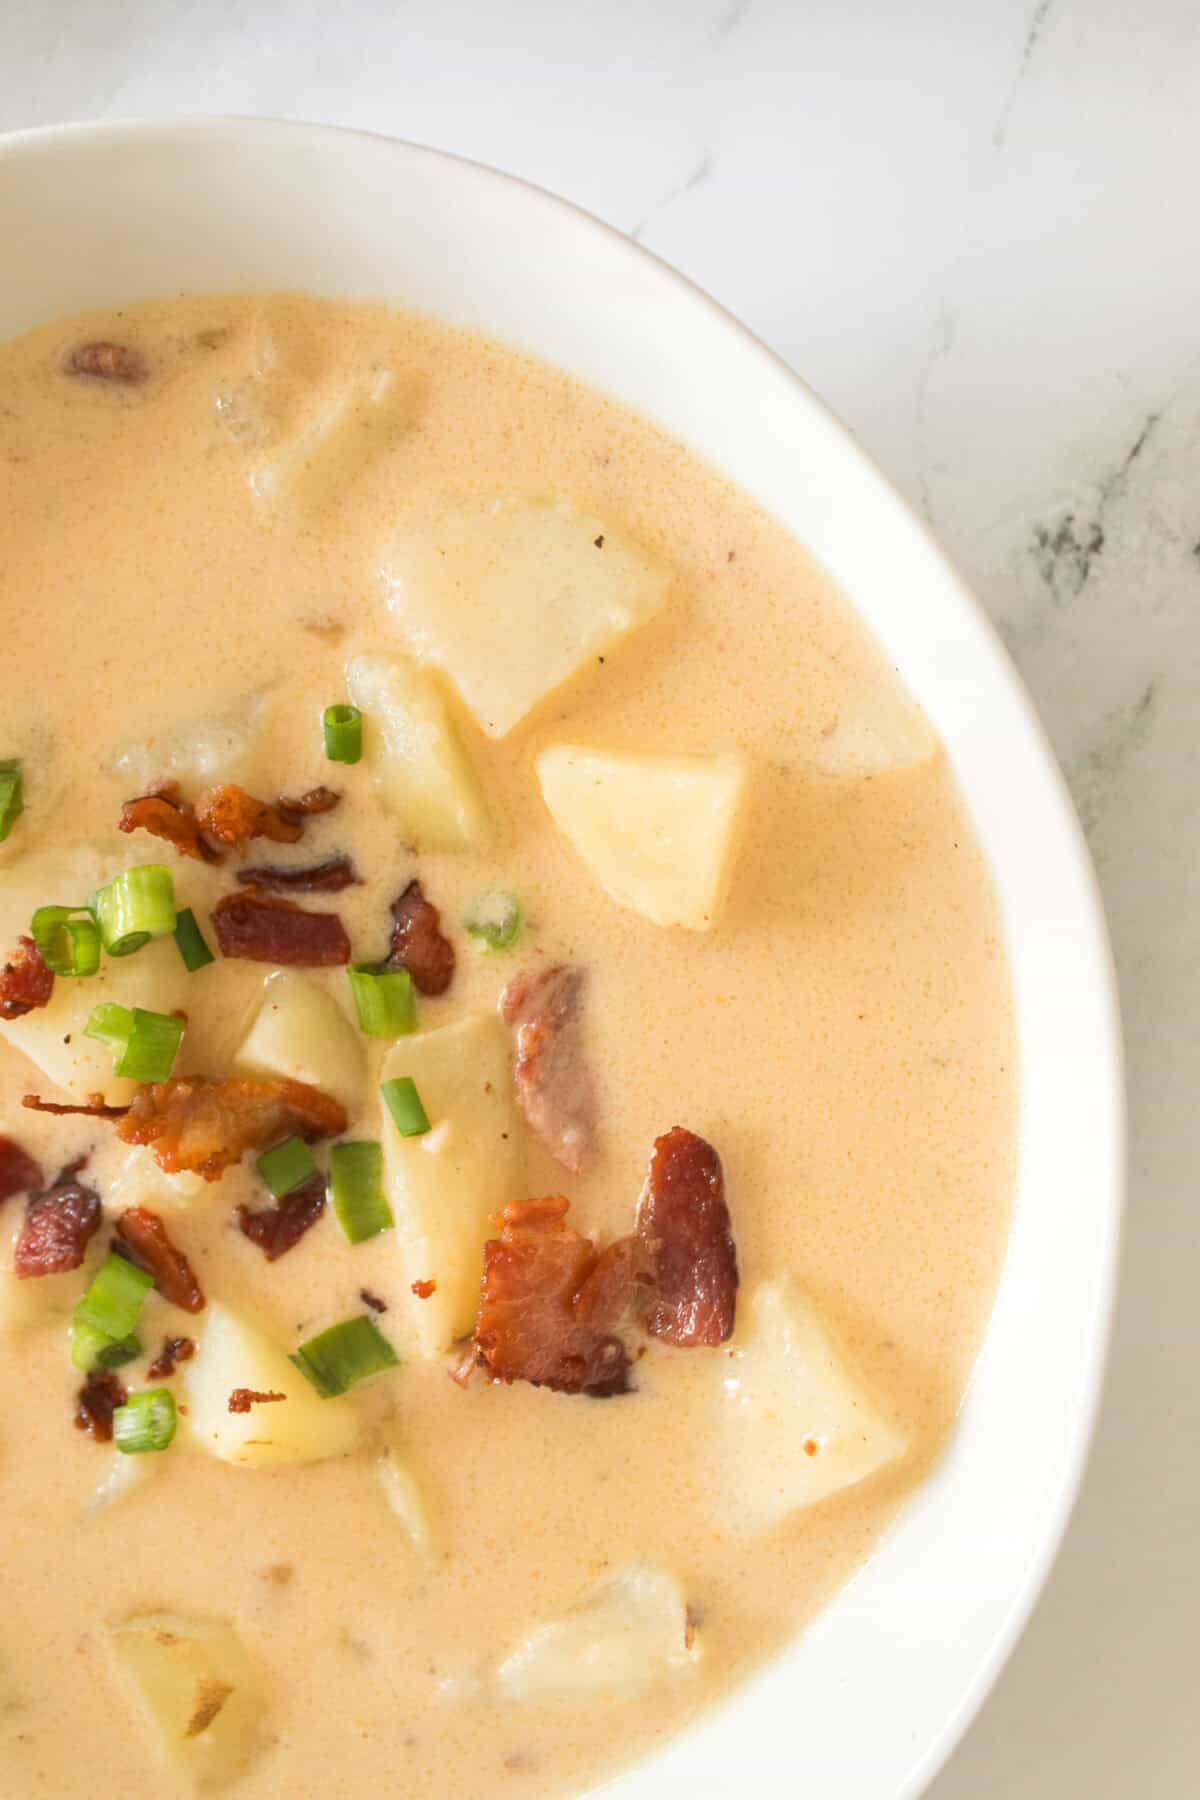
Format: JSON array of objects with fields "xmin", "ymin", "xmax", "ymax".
[
  {"xmin": 329, "ymin": 1140, "xmax": 393, "ymax": 1244},
  {"xmin": 381, "ymin": 1075, "xmax": 431, "ymax": 1139},
  {"xmin": 83, "ymin": 1002, "xmax": 185, "ymax": 1082},
  {"xmin": 256, "ymin": 1135, "xmax": 318, "ymax": 1199},
  {"xmin": 323, "ymin": 703, "xmax": 363, "ymax": 765},
  {"xmin": 348, "ymin": 963, "xmax": 416, "ymax": 1038},
  {"xmin": 173, "ymin": 907, "xmax": 215, "ymax": 972},
  {"xmin": 75, "ymin": 1252, "xmax": 153, "ymax": 1342},
  {"xmin": 113, "ymin": 1387, "xmax": 177, "ymax": 1454},
  {"xmin": 88, "ymin": 864, "xmax": 176, "ymax": 957},
  {"xmin": 289, "ymin": 1315, "xmax": 399, "ymax": 1398},
  {"xmin": 0, "ymin": 759, "xmax": 23, "ymax": 843},
  {"xmin": 30, "ymin": 905, "xmax": 101, "ymax": 977},
  {"xmin": 463, "ymin": 888, "xmax": 523, "ymax": 954},
  {"xmin": 69, "ymin": 1320, "xmax": 142, "ymax": 1373}
]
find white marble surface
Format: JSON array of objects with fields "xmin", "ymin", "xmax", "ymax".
[{"xmin": 1, "ymin": 1, "xmax": 1194, "ymax": 1793}]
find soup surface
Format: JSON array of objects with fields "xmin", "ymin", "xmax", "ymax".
[{"xmin": 0, "ymin": 295, "xmax": 1015, "ymax": 1798}]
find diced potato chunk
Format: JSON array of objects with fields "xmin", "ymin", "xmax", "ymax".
[
  {"xmin": 380, "ymin": 1015, "xmax": 521, "ymax": 1355},
  {"xmin": 0, "ymin": 845, "xmax": 191, "ymax": 1099},
  {"xmin": 250, "ymin": 367, "xmax": 423, "ymax": 519},
  {"xmin": 86, "ymin": 1450, "xmax": 158, "ymax": 1516},
  {"xmin": 536, "ymin": 744, "xmax": 748, "ymax": 930},
  {"xmin": 376, "ymin": 1428, "xmax": 440, "ymax": 1568},
  {"xmin": 810, "ymin": 685, "xmax": 937, "ymax": 776},
  {"xmin": 346, "ymin": 653, "xmax": 491, "ymax": 852},
  {"xmin": 115, "ymin": 689, "xmax": 270, "ymax": 791},
  {"xmin": 183, "ymin": 1303, "xmax": 359, "ymax": 1468},
  {"xmin": 382, "ymin": 495, "xmax": 671, "ymax": 738},
  {"xmin": 108, "ymin": 1147, "xmax": 208, "ymax": 1215},
  {"xmin": 107, "ymin": 1612, "xmax": 266, "ymax": 1786},
  {"xmin": 493, "ymin": 1565, "xmax": 696, "ymax": 1701},
  {"xmin": 714, "ymin": 1278, "xmax": 908, "ymax": 1530},
  {"xmin": 234, "ymin": 970, "xmax": 365, "ymax": 1110}
]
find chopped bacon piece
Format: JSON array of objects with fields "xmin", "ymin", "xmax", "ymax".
[
  {"xmin": 237, "ymin": 1170, "xmax": 327, "ymax": 1260},
  {"xmin": 23, "ymin": 1093, "xmax": 128, "ymax": 1119},
  {"xmin": 75, "ymin": 1369, "xmax": 127, "ymax": 1441},
  {"xmin": 212, "ymin": 891, "xmax": 351, "ymax": 966},
  {"xmin": 119, "ymin": 781, "xmax": 221, "ymax": 863},
  {"xmin": 146, "ymin": 1335, "xmax": 195, "ymax": 1380},
  {"xmin": 573, "ymin": 1234, "xmax": 654, "ymax": 1331},
  {"xmin": 474, "ymin": 1197, "xmax": 630, "ymax": 1397},
  {"xmin": 411, "ymin": 1278, "xmax": 437, "ymax": 1300},
  {"xmin": 238, "ymin": 853, "xmax": 358, "ymax": 893},
  {"xmin": 500, "ymin": 965, "xmax": 596, "ymax": 1174},
  {"xmin": 0, "ymin": 1136, "xmax": 42, "ymax": 1205},
  {"xmin": 0, "ymin": 936, "xmax": 54, "ymax": 1020},
  {"xmin": 277, "ymin": 786, "xmax": 341, "ymax": 821},
  {"xmin": 387, "ymin": 880, "xmax": 455, "ymax": 996},
  {"xmin": 66, "ymin": 340, "xmax": 147, "ymax": 384},
  {"xmin": 115, "ymin": 1206, "xmax": 205, "ymax": 1313},
  {"xmin": 636, "ymin": 1127, "xmax": 738, "ymax": 1347},
  {"xmin": 228, "ymin": 1388, "xmax": 285, "ymax": 1413},
  {"xmin": 117, "ymin": 1076, "xmax": 346, "ymax": 1182},
  {"xmin": 15, "ymin": 1171, "xmax": 101, "ymax": 1278},
  {"xmin": 197, "ymin": 784, "xmax": 306, "ymax": 848}
]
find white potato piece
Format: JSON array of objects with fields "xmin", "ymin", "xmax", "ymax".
[
  {"xmin": 107, "ymin": 1612, "xmax": 266, "ymax": 1787},
  {"xmin": 382, "ymin": 495, "xmax": 671, "ymax": 737},
  {"xmin": 114, "ymin": 689, "xmax": 270, "ymax": 791},
  {"xmin": 715, "ymin": 1278, "xmax": 908, "ymax": 1530},
  {"xmin": 493, "ymin": 1565, "xmax": 697, "ymax": 1701},
  {"xmin": 0, "ymin": 845, "xmax": 191, "ymax": 1099},
  {"xmin": 537, "ymin": 744, "xmax": 748, "ymax": 931},
  {"xmin": 380, "ymin": 1015, "xmax": 521, "ymax": 1356},
  {"xmin": 250, "ymin": 367, "xmax": 423, "ymax": 519},
  {"xmin": 376, "ymin": 1428, "xmax": 440, "ymax": 1568},
  {"xmin": 346, "ymin": 653, "xmax": 491, "ymax": 852},
  {"xmin": 809, "ymin": 685, "xmax": 938, "ymax": 777},
  {"xmin": 108, "ymin": 1147, "xmax": 208, "ymax": 1216},
  {"xmin": 183, "ymin": 1303, "xmax": 359, "ymax": 1468},
  {"xmin": 86, "ymin": 1451, "xmax": 158, "ymax": 1516},
  {"xmin": 234, "ymin": 970, "xmax": 365, "ymax": 1110}
]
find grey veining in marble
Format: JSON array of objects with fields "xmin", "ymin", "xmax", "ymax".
[{"xmin": 1, "ymin": 1, "xmax": 1196, "ymax": 1793}]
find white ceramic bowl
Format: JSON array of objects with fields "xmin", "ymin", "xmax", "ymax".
[{"xmin": 0, "ymin": 118, "xmax": 1123, "ymax": 1799}]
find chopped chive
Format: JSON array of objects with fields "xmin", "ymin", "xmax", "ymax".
[
  {"xmin": 30, "ymin": 905, "xmax": 101, "ymax": 977},
  {"xmin": 289, "ymin": 1315, "xmax": 399, "ymax": 1398},
  {"xmin": 348, "ymin": 963, "xmax": 417, "ymax": 1038},
  {"xmin": 69, "ymin": 1320, "xmax": 142, "ymax": 1373},
  {"xmin": 329, "ymin": 1140, "xmax": 393, "ymax": 1244},
  {"xmin": 256, "ymin": 1135, "xmax": 318, "ymax": 1199},
  {"xmin": 381, "ymin": 1076, "xmax": 431, "ymax": 1138},
  {"xmin": 173, "ymin": 907, "xmax": 215, "ymax": 972},
  {"xmin": 83, "ymin": 1002, "xmax": 185, "ymax": 1082},
  {"xmin": 75, "ymin": 1253, "xmax": 153, "ymax": 1342},
  {"xmin": 88, "ymin": 864, "xmax": 176, "ymax": 957},
  {"xmin": 0, "ymin": 759, "xmax": 23, "ymax": 843},
  {"xmin": 323, "ymin": 703, "xmax": 363, "ymax": 765},
  {"xmin": 114, "ymin": 1387, "xmax": 177, "ymax": 1454},
  {"xmin": 463, "ymin": 888, "xmax": 523, "ymax": 954}
]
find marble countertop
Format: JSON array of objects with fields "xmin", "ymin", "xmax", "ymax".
[{"xmin": 1, "ymin": 1, "xmax": 1193, "ymax": 1793}]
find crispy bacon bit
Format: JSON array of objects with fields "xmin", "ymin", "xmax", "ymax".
[
  {"xmin": 277, "ymin": 786, "xmax": 341, "ymax": 821},
  {"xmin": 119, "ymin": 781, "xmax": 221, "ymax": 863},
  {"xmin": 212, "ymin": 891, "xmax": 351, "ymax": 966},
  {"xmin": 0, "ymin": 936, "xmax": 54, "ymax": 1020},
  {"xmin": 23, "ymin": 1093, "xmax": 128, "ymax": 1119},
  {"xmin": 474, "ymin": 1197, "xmax": 630, "ymax": 1397},
  {"xmin": 573, "ymin": 1235, "xmax": 654, "ymax": 1332},
  {"xmin": 0, "ymin": 1136, "xmax": 42, "ymax": 1205},
  {"xmin": 359, "ymin": 1287, "xmax": 387, "ymax": 1313},
  {"xmin": 196, "ymin": 784, "xmax": 306, "ymax": 848},
  {"xmin": 75, "ymin": 1369, "xmax": 127, "ymax": 1441},
  {"xmin": 637, "ymin": 1127, "xmax": 738, "ymax": 1347},
  {"xmin": 66, "ymin": 340, "xmax": 147, "ymax": 384},
  {"xmin": 228, "ymin": 1388, "xmax": 286, "ymax": 1413},
  {"xmin": 117, "ymin": 1076, "xmax": 346, "ymax": 1182},
  {"xmin": 146, "ymin": 1335, "xmax": 195, "ymax": 1380},
  {"xmin": 115, "ymin": 1206, "xmax": 205, "ymax": 1313},
  {"xmin": 411, "ymin": 1278, "xmax": 437, "ymax": 1300},
  {"xmin": 500, "ymin": 965, "xmax": 596, "ymax": 1174},
  {"xmin": 238, "ymin": 853, "xmax": 358, "ymax": 893},
  {"xmin": 14, "ymin": 1171, "xmax": 101, "ymax": 1278},
  {"xmin": 387, "ymin": 880, "xmax": 455, "ymax": 996},
  {"xmin": 237, "ymin": 1170, "xmax": 326, "ymax": 1260}
]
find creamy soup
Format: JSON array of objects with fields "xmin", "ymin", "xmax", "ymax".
[{"xmin": 0, "ymin": 295, "xmax": 1015, "ymax": 1798}]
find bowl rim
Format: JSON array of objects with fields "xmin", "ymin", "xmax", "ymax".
[{"xmin": 0, "ymin": 113, "xmax": 1126, "ymax": 1798}]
